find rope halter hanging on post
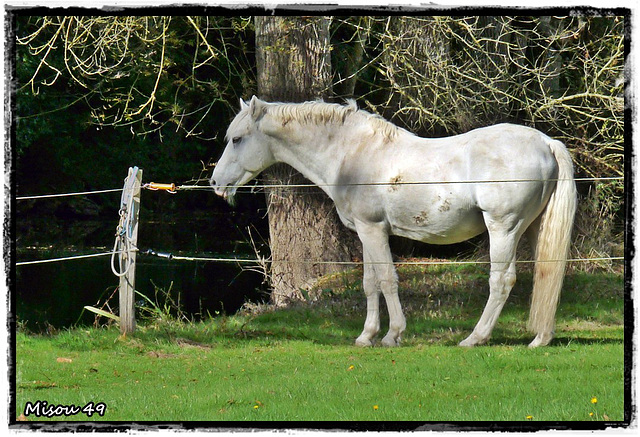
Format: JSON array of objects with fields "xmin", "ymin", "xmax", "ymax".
[{"xmin": 111, "ymin": 167, "xmax": 141, "ymax": 277}]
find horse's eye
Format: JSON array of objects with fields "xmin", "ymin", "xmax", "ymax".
[{"xmin": 232, "ymin": 137, "xmax": 242, "ymax": 146}]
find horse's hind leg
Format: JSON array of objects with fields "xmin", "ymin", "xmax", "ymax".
[
  {"xmin": 459, "ymin": 225, "xmax": 520, "ymax": 347},
  {"xmin": 524, "ymin": 215, "xmax": 542, "ymax": 258}
]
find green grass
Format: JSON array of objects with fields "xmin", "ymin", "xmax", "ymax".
[{"xmin": 14, "ymin": 266, "xmax": 627, "ymax": 424}]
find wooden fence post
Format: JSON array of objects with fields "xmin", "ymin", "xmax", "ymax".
[{"xmin": 118, "ymin": 166, "xmax": 142, "ymax": 335}]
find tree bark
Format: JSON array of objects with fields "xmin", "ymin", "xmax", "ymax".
[{"xmin": 255, "ymin": 16, "xmax": 361, "ymax": 306}]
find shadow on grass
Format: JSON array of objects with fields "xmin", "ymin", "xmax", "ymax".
[
  {"xmin": 228, "ymin": 267, "xmax": 624, "ymax": 348},
  {"xmin": 227, "ymin": 305, "xmax": 624, "ymax": 349},
  {"xmin": 123, "ymin": 266, "xmax": 624, "ymax": 350}
]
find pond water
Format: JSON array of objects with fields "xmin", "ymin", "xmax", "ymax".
[
  {"xmin": 14, "ymin": 211, "xmax": 270, "ymax": 332},
  {"xmin": 13, "ymin": 190, "xmax": 485, "ymax": 332}
]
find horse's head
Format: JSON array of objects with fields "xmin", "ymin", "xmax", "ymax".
[{"xmin": 211, "ymin": 96, "xmax": 276, "ymax": 204}]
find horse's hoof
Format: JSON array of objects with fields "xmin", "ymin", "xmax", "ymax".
[
  {"xmin": 381, "ymin": 335, "xmax": 400, "ymax": 347},
  {"xmin": 458, "ymin": 338, "xmax": 476, "ymax": 347},
  {"xmin": 528, "ymin": 332, "xmax": 553, "ymax": 348},
  {"xmin": 355, "ymin": 337, "xmax": 374, "ymax": 347},
  {"xmin": 459, "ymin": 333, "xmax": 486, "ymax": 347}
]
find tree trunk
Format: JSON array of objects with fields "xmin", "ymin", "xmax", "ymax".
[{"xmin": 255, "ymin": 16, "xmax": 361, "ymax": 306}]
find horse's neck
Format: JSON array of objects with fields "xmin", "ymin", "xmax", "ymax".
[{"xmin": 269, "ymin": 124, "xmax": 348, "ymax": 198}]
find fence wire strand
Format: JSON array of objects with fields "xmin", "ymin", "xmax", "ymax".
[
  {"xmin": 14, "ymin": 175, "xmax": 624, "ymax": 268},
  {"xmin": 177, "ymin": 176, "xmax": 623, "ymax": 192},
  {"xmin": 16, "ymin": 249, "xmax": 131, "ymax": 266},
  {"xmin": 16, "ymin": 248, "xmax": 624, "ymax": 268},
  {"xmin": 16, "ymin": 188, "xmax": 123, "ymax": 201},
  {"xmin": 15, "ymin": 176, "xmax": 624, "ymax": 200},
  {"xmin": 161, "ymin": 254, "xmax": 624, "ymax": 266}
]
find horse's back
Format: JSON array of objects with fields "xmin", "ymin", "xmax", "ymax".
[
  {"xmin": 336, "ymin": 123, "xmax": 561, "ymax": 244},
  {"xmin": 451, "ymin": 123, "xmax": 558, "ymax": 165}
]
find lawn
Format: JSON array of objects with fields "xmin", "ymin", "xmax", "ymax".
[{"xmin": 13, "ymin": 265, "xmax": 628, "ymax": 428}]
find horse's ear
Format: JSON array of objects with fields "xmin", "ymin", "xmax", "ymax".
[
  {"xmin": 240, "ymin": 98, "xmax": 249, "ymax": 110},
  {"xmin": 249, "ymin": 95, "xmax": 265, "ymax": 120}
]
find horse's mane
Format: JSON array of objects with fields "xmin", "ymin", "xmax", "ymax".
[{"xmin": 265, "ymin": 100, "xmax": 400, "ymax": 141}]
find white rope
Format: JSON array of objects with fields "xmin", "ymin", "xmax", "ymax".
[
  {"xmin": 14, "ymin": 174, "xmax": 623, "ymax": 268},
  {"xmin": 16, "ymin": 250, "xmax": 132, "ymax": 266},
  {"xmin": 14, "ymin": 176, "xmax": 622, "ymax": 200},
  {"xmin": 110, "ymin": 168, "xmax": 140, "ymax": 277},
  {"xmin": 171, "ymin": 255, "xmax": 258, "ymax": 263},
  {"xmin": 16, "ymin": 188, "xmax": 122, "ymax": 200},
  {"xmin": 15, "ymin": 251, "xmax": 623, "ymax": 267},
  {"xmin": 148, "ymin": 252, "xmax": 624, "ymax": 266},
  {"xmin": 177, "ymin": 176, "xmax": 623, "ymax": 192},
  {"xmin": 111, "ymin": 235, "xmax": 135, "ymax": 277}
]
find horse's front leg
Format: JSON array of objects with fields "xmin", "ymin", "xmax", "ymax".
[
  {"xmin": 355, "ymin": 220, "xmax": 406, "ymax": 347},
  {"xmin": 378, "ymin": 261, "xmax": 406, "ymax": 347},
  {"xmin": 355, "ymin": 260, "xmax": 380, "ymax": 347}
]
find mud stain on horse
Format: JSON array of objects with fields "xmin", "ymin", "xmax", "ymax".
[
  {"xmin": 414, "ymin": 210, "xmax": 429, "ymax": 225},
  {"xmin": 439, "ymin": 198, "xmax": 451, "ymax": 212},
  {"xmin": 389, "ymin": 175, "xmax": 403, "ymax": 192}
]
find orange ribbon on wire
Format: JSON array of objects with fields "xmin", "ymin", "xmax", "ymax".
[{"xmin": 142, "ymin": 182, "xmax": 178, "ymax": 194}]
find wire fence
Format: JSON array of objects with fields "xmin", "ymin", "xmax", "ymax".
[
  {"xmin": 15, "ymin": 176, "xmax": 624, "ymax": 200},
  {"xmin": 177, "ymin": 176, "xmax": 623, "ymax": 193},
  {"xmin": 16, "ymin": 188, "xmax": 123, "ymax": 201},
  {"xmin": 14, "ymin": 175, "xmax": 625, "ymax": 268},
  {"xmin": 16, "ymin": 250, "xmax": 127, "ymax": 267},
  {"xmin": 15, "ymin": 249, "xmax": 625, "ymax": 268},
  {"xmin": 144, "ymin": 252, "xmax": 624, "ymax": 266}
]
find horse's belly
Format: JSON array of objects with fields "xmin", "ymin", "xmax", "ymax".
[{"xmin": 388, "ymin": 205, "xmax": 486, "ymax": 245}]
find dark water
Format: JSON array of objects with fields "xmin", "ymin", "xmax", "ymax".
[
  {"xmin": 13, "ymin": 191, "xmax": 485, "ymax": 332},
  {"xmin": 14, "ymin": 213, "xmax": 270, "ymax": 331}
]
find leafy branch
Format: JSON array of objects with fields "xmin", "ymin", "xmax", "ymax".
[{"xmin": 17, "ymin": 16, "xmax": 252, "ymax": 139}]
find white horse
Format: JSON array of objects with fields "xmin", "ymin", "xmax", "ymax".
[{"xmin": 211, "ymin": 96, "xmax": 577, "ymax": 348}]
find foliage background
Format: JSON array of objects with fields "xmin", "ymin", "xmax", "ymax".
[
  {"xmin": 12, "ymin": 12, "xmax": 627, "ymax": 261},
  {"xmin": 10, "ymin": 13, "xmax": 629, "ymax": 425}
]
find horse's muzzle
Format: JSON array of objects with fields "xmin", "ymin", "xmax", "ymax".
[
  {"xmin": 211, "ymin": 181, "xmax": 235, "ymax": 205},
  {"xmin": 211, "ymin": 182, "xmax": 227, "ymax": 200}
]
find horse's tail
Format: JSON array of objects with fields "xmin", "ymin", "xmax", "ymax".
[{"xmin": 527, "ymin": 138, "xmax": 577, "ymax": 347}]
